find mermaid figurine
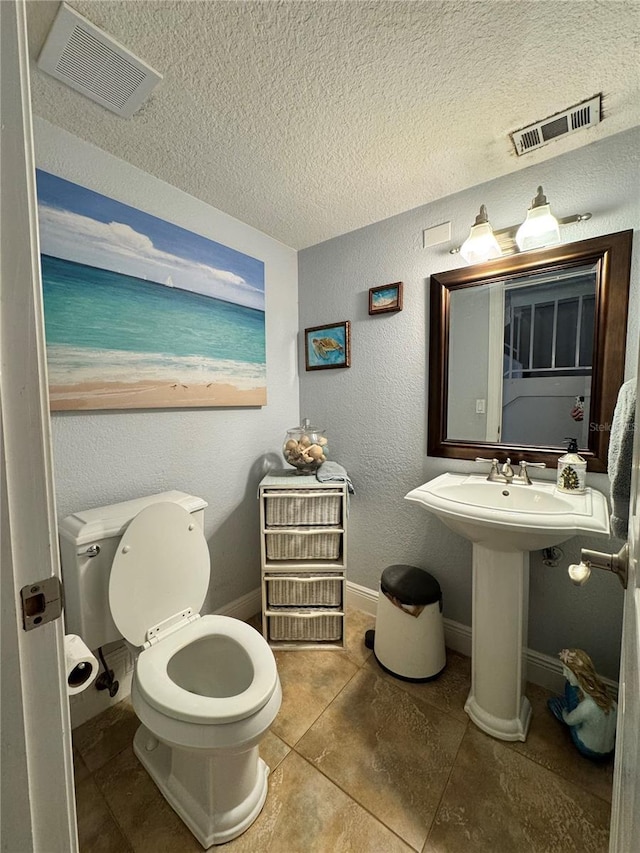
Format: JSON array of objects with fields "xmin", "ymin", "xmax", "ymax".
[{"xmin": 547, "ymin": 648, "xmax": 617, "ymax": 760}]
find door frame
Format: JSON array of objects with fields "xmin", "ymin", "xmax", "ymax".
[
  {"xmin": 1, "ymin": 1, "xmax": 636, "ymax": 849},
  {"xmin": 608, "ymin": 366, "xmax": 640, "ymax": 850},
  {"xmin": 0, "ymin": 1, "xmax": 77, "ymax": 850}
]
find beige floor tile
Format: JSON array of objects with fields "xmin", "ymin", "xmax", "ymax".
[
  {"xmin": 508, "ymin": 682, "xmax": 614, "ymax": 803},
  {"xmin": 271, "ymin": 649, "xmax": 358, "ymax": 745},
  {"xmin": 73, "ymin": 698, "xmax": 140, "ymax": 772},
  {"xmin": 260, "ymin": 730, "xmax": 291, "ymax": 773},
  {"xmin": 75, "ymin": 615, "xmax": 613, "ymax": 853},
  {"xmin": 424, "ymin": 726, "xmax": 611, "ymax": 853},
  {"xmin": 75, "ymin": 776, "xmax": 132, "ymax": 852},
  {"xmin": 94, "ymin": 745, "xmax": 201, "ymax": 853},
  {"xmin": 223, "ymin": 751, "xmax": 414, "ymax": 853},
  {"xmin": 297, "ymin": 666, "xmax": 467, "ymax": 851},
  {"xmin": 343, "ymin": 606, "xmax": 375, "ymax": 667},
  {"xmin": 366, "ymin": 648, "xmax": 471, "ymax": 723},
  {"xmin": 95, "ymin": 743, "xmax": 410, "ymax": 853},
  {"xmin": 73, "ymin": 747, "xmax": 91, "ymax": 784}
]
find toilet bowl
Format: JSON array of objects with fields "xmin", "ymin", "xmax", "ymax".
[
  {"xmin": 60, "ymin": 494, "xmax": 281, "ymax": 848},
  {"xmin": 130, "ymin": 616, "xmax": 282, "ymax": 847}
]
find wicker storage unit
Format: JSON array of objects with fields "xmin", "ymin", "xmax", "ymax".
[
  {"xmin": 266, "ymin": 575, "xmax": 343, "ymax": 608},
  {"xmin": 265, "ymin": 529, "xmax": 341, "ymax": 560},
  {"xmin": 264, "ymin": 490, "xmax": 342, "ymax": 527},
  {"xmin": 268, "ymin": 612, "xmax": 343, "ymax": 642},
  {"xmin": 259, "ymin": 471, "xmax": 348, "ymax": 650}
]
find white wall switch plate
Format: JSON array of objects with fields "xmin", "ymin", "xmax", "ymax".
[{"xmin": 423, "ymin": 222, "xmax": 451, "ymax": 248}]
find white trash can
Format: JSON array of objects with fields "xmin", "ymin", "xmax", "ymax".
[{"xmin": 365, "ymin": 564, "xmax": 446, "ymax": 681}]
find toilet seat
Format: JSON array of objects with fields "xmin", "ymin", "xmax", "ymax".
[
  {"xmin": 109, "ymin": 502, "xmax": 278, "ymax": 726},
  {"xmin": 135, "ymin": 615, "xmax": 278, "ymax": 724},
  {"xmin": 109, "ymin": 502, "xmax": 210, "ymax": 648}
]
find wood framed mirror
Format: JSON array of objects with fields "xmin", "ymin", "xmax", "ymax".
[{"xmin": 428, "ymin": 230, "xmax": 633, "ymax": 472}]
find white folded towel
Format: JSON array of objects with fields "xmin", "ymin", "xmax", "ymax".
[{"xmin": 608, "ymin": 378, "xmax": 636, "ymax": 539}]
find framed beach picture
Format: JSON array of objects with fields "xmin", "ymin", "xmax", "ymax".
[
  {"xmin": 304, "ymin": 321, "xmax": 351, "ymax": 370},
  {"xmin": 35, "ymin": 170, "xmax": 266, "ymax": 411},
  {"xmin": 369, "ymin": 281, "xmax": 403, "ymax": 315}
]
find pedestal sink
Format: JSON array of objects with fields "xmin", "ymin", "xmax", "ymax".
[{"xmin": 405, "ymin": 473, "xmax": 610, "ymax": 741}]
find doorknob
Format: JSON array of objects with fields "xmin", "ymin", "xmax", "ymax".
[{"xmin": 568, "ymin": 543, "xmax": 629, "ymax": 589}]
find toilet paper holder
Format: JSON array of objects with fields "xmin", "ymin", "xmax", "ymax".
[
  {"xmin": 67, "ymin": 659, "xmax": 95, "ymax": 690},
  {"xmin": 65, "ymin": 634, "xmax": 99, "ymax": 694}
]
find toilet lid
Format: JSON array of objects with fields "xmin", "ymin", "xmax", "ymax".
[{"xmin": 109, "ymin": 502, "xmax": 210, "ymax": 647}]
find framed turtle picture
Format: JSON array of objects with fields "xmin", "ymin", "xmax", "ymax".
[{"xmin": 304, "ymin": 321, "xmax": 351, "ymax": 370}]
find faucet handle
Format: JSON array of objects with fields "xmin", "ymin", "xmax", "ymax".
[
  {"xmin": 475, "ymin": 457, "xmax": 500, "ymax": 481},
  {"xmin": 517, "ymin": 459, "xmax": 546, "ymax": 485},
  {"xmin": 517, "ymin": 460, "xmax": 532, "ymax": 485}
]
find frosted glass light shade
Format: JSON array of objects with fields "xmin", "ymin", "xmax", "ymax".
[
  {"xmin": 460, "ymin": 221, "xmax": 502, "ymax": 265},
  {"xmin": 515, "ymin": 203, "xmax": 561, "ymax": 251},
  {"xmin": 515, "ymin": 187, "xmax": 561, "ymax": 251}
]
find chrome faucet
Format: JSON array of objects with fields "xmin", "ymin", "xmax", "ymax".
[
  {"xmin": 475, "ymin": 457, "xmax": 545, "ymax": 485},
  {"xmin": 475, "ymin": 457, "xmax": 513, "ymax": 484},
  {"xmin": 501, "ymin": 458, "xmax": 515, "ymax": 483}
]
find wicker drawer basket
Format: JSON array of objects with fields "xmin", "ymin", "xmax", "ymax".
[
  {"xmin": 268, "ymin": 612, "xmax": 343, "ymax": 642},
  {"xmin": 265, "ymin": 529, "xmax": 341, "ymax": 560},
  {"xmin": 264, "ymin": 490, "xmax": 342, "ymax": 527},
  {"xmin": 266, "ymin": 575, "xmax": 343, "ymax": 607}
]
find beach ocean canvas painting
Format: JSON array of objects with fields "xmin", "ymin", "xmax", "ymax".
[{"xmin": 36, "ymin": 170, "xmax": 266, "ymax": 411}]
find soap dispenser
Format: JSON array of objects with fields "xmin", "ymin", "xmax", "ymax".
[{"xmin": 557, "ymin": 438, "xmax": 587, "ymax": 493}]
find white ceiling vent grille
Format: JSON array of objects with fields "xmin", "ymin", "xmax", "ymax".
[
  {"xmin": 37, "ymin": 3, "xmax": 162, "ymax": 118},
  {"xmin": 511, "ymin": 95, "xmax": 601, "ymax": 156}
]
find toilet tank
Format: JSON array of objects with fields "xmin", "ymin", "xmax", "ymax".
[{"xmin": 59, "ymin": 491, "xmax": 208, "ymax": 651}]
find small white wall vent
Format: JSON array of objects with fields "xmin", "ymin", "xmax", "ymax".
[
  {"xmin": 37, "ymin": 2, "xmax": 162, "ymax": 118},
  {"xmin": 511, "ymin": 95, "xmax": 601, "ymax": 156}
]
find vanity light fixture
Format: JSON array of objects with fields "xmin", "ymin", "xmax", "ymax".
[
  {"xmin": 459, "ymin": 205, "xmax": 502, "ymax": 265},
  {"xmin": 515, "ymin": 186, "xmax": 561, "ymax": 251},
  {"xmin": 450, "ymin": 191, "xmax": 592, "ymax": 260}
]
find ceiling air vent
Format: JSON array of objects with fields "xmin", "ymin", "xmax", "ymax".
[
  {"xmin": 37, "ymin": 2, "xmax": 162, "ymax": 118},
  {"xmin": 511, "ymin": 95, "xmax": 601, "ymax": 156}
]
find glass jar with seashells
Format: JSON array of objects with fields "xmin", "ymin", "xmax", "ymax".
[{"xmin": 283, "ymin": 418, "xmax": 328, "ymax": 474}]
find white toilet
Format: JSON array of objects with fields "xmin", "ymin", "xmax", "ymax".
[{"xmin": 59, "ymin": 491, "xmax": 282, "ymax": 848}]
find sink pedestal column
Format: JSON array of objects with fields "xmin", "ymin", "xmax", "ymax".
[{"xmin": 464, "ymin": 544, "xmax": 531, "ymax": 742}]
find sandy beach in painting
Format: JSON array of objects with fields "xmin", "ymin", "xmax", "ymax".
[{"xmin": 49, "ymin": 381, "xmax": 266, "ymax": 410}]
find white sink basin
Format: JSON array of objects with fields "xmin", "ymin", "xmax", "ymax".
[{"xmin": 405, "ymin": 473, "xmax": 610, "ymax": 552}]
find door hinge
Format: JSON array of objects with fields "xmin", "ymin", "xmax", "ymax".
[{"xmin": 20, "ymin": 576, "xmax": 63, "ymax": 631}]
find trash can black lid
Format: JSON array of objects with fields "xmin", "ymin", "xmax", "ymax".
[{"xmin": 380, "ymin": 564, "xmax": 441, "ymax": 606}]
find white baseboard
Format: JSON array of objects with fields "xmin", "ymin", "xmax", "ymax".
[
  {"xmin": 346, "ymin": 580, "xmax": 378, "ymax": 615},
  {"xmin": 71, "ymin": 581, "xmax": 617, "ymax": 729},
  {"xmin": 214, "ymin": 587, "xmax": 262, "ymax": 622},
  {"xmin": 346, "ymin": 581, "xmax": 618, "ymax": 698}
]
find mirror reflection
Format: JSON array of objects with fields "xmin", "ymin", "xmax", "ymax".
[
  {"xmin": 447, "ymin": 262, "xmax": 597, "ymax": 448},
  {"xmin": 428, "ymin": 231, "xmax": 633, "ymax": 471}
]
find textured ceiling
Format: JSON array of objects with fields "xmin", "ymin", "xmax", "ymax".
[{"xmin": 26, "ymin": 1, "xmax": 640, "ymax": 249}]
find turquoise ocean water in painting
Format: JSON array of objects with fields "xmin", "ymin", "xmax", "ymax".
[{"xmin": 41, "ymin": 254, "xmax": 266, "ymax": 389}]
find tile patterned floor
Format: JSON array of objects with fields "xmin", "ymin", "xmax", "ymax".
[{"xmin": 73, "ymin": 608, "xmax": 613, "ymax": 852}]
